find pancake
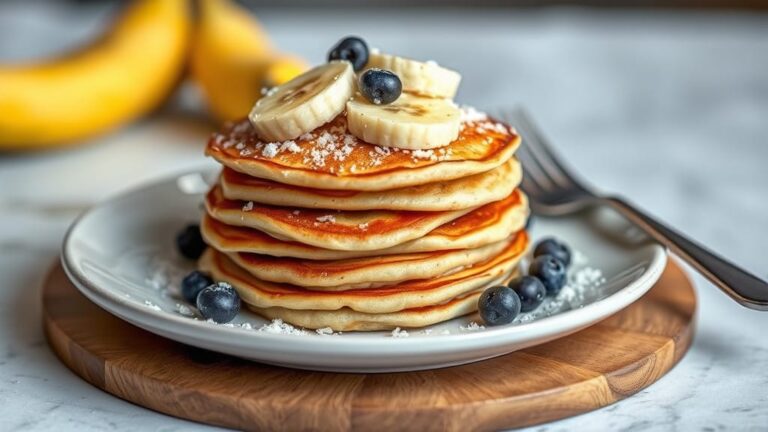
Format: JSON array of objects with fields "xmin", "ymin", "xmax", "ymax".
[
  {"xmin": 249, "ymin": 271, "xmax": 521, "ymax": 331},
  {"xmin": 206, "ymin": 113, "xmax": 520, "ymax": 191},
  {"xmin": 220, "ymin": 158, "xmax": 522, "ymax": 211},
  {"xmin": 201, "ymin": 189, "xmax": 529, "ymax": 259},
  {"xmin": 205, "ymin": 185, "xmax": 477, "ymax": 251},
  {"xmin": 226, "ymin": 238, "xmax": 510, "ymax": 289},
  {"xmin": 249, "ymin": 291, "xmax": 483, "ymax": 331},
  {"xmin": 198, "ymin": 231, "xmax": 527, "ymax": 313}
]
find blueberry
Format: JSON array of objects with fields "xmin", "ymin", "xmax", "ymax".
[
  {"xmin": 176, "ymin": 224, "xmax": 206, "ymax": 259},
  {"xmin": 508, "ymin": 276, "xmax": 546, "ymax": 312},
  {"xmin": 328, "ymin": 36, "xmax": 369, "ymax": 71},
  {"xmin": 196, "ymin": 282, "xmax": 241, "ymax": 324},
  {"xmin": 478, "ymin": 285, "xmax": 521, "ymax": 326},
  {"xmin": 533, "ymin": 237, "xmax": 571, "ymax": 268},
  {"xmin": 181, "ymin": 271, "xmax": 213, "ymax": 304},
  {"xmin": 359, "ymin": 68, "xmax": 402, "ymax": 105},
  {"xmin": 529, "ymin": 254, "xmax": 567, "ymax": 296}
]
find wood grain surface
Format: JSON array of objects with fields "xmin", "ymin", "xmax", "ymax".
[{"xmin": 42, "ymin": 260, "xmax": 696, "ymax": 431}]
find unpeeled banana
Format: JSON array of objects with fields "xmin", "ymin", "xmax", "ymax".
[
  {"xmin": 0, "ymin": 0, "xmax": 190, "ymax": 150},
  {"xmin": 190, "ymin": 0, "xmax": 308, "ymax": 124},
  {"xmin": 249, "ymin": 62, "xmax": 355, "ymax": 142}
]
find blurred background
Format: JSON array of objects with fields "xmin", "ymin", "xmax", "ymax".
[{"xmin": 0, "ymin": 1, "xmax": 767, "ymax": 430}]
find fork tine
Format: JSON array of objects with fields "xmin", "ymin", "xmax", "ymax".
[
  {"xmin": 516, "ymin": 141, "xmax": 556, "ymax": 193},
  {"xmin": 506, "ymin": 107, "xmax": 590, "ymax": 193},
  {"xmin": 520, "ymin": 171, "xmax": 544, "ymax": 197}
]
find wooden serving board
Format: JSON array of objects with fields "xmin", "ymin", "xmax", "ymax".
[{"xmin": 43, "ymin": 260, "xmax": 695, "ymax": 431}]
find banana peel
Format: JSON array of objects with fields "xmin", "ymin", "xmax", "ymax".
[
  {"xmin": 190, "ymin": 0, "xmax": 307, "ymax": 123},
  {"xmin": 0, "ymin": 0, "xmax": 191, "ymax": 150}
]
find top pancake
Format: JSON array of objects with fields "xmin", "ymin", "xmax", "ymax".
[{"xmin": 206, "ymin": 113, "xmax": 520, "ymax": 191}]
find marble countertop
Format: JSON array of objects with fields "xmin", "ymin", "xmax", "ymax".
[{"xmin": 1, "ymin": 3, "xmax": 767, "ymax": 431}]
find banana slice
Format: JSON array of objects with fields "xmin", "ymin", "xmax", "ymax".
[
  {"xmin": 248, "ymin": 61, "xmax": 354, "ymax": 142},
  {"xmin": 346, "ymin": 92, "xmax": 461, "ymax": 150},
  {"xmin": 365, "ymin": 53, "xmax": 461, "ymax": 99}
]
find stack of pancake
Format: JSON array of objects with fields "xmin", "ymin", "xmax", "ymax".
[{"xmin": 198, "ymin": 109, "xmax": 530, "ymax": 331}]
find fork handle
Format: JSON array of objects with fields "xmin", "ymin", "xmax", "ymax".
[{"xmin": 605, "ymin": 197, "xmax": 768, "ymax": 311}]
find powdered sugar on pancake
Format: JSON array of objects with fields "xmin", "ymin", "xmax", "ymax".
[{"xmin": 207, "ymin": 107, "xmax": 516, "ymax": 177}]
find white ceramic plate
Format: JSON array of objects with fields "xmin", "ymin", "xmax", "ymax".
[{"xmin": 62, "ymin": 170, "xmax": 667, "ymax": 373}]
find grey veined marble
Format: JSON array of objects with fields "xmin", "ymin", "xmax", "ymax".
[{"xmin": 0, "ymin": 3, "xmax": 767, "ymax": 431}]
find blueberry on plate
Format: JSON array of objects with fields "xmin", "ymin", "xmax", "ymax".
[
  {"xmin": 533, "ymin": 237, "xmax": 571, "ymax": 268},
  {"xmin": 196, "ymin": 282, "xmax": 241, "ymax": 324},
  {"xmin": 181, "ymin": 271, "xmax": 213, "ymax": 304},
  {"xmin": 529, "ymin": 254, "xmax": 567, "ymax": 296},
  {"xmin": 328, "ymin": 36, "xmax": 369, "ymax": 71},
  {"xmin": 176, "ymin": 224, "xmax": 206, "ymax": 259},
  {"xmin": 478, "ymin": 285, "xmax": 521, "ymax": 326},
  {"xmin": 359, "ymin": 68, "xmax": 402, "ymax": 105},
  {"xmin": 509, "ymin": 276, "xmax": 546, "ymax": 312}
]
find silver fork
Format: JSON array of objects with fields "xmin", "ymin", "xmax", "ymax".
[{"xmin": 504, "ymin": 108, "xmax": 768, "ymax": 311}]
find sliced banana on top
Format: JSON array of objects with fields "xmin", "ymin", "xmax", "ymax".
[
  {"xmin": 365, "ymin": 53, "xmax": 461, "ymax": 99},
  {"xmin": 346, "ymin": 92, "xmax": 461, "ymax": 150},
  {"xmin": 248, "ymin": 61, "xmax": 355, "ymax": 142}
]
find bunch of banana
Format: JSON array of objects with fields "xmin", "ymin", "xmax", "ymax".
[
  {"xmin": 0, "ymin": 0, "xmax": 306, "ymax": 151},
  {"xmin": 0, "ymin": 0, "xmax": 190, "ymax": 150},
  {"xmin": 189, "ymin": 0, "xmax": 308, "ymax": 124},
  {"xmin": 249, "ymin": 45, "xmax": 464, "ymax": 150}
]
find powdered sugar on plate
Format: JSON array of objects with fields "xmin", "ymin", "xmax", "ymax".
[
  {"xmin": 143, "ymin": 300, "xmax": 162, "ymax": 311},
  {"xmin": 459, "ymin": 322, "xmax": 485, "ymax": 332},
  {"xmin": 514, "ymin": 250, "xmax": 605, "ymax": 324},
  {"xmin": 391, "ymin": 327, "xmax": 410, "ymax": 338},
  {"xmin": 258, "ymin": 319, "xmax": 308, "ymax": 336}
]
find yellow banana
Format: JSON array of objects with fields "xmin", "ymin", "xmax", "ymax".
[
  {"xmin": 0, "ymin": 0, "xmax": 191, "ymax": 150},
  {"xmin": 190, "ymin": 0, "xmax": 307, "ymax": 123},
  {"xmin": 263, "ymin": 55, "xmax": 309, "ymax": 89}
]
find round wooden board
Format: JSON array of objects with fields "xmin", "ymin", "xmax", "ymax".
[{"xmin": 43, "ymin": 260, "xmax": 696, "ymax": 431}]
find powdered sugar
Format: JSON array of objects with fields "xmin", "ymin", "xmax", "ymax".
[
  {"xmin": 211, "ymin": 107, "xmax": 515, "ymax": 174},
  {"xmin": 208, "ymin": 282, "xmax": 233, "ymax": 293},
  {"xmin": 391, "ymin": 327, "xmax": 409, "ymax": 338},
  {"xmin": 459, "ymin": 105, "xmax": 509, "ymax": 135},
  {"xmin": 261, "ymin": 142, "xmax": 279, "ymax": 158},
  {"xmin": 144, "ymin": 300, "xmax": 162, "ymax": 311},
  {"xmin": 280, "ymin": 140, "xmax": 301, "ymax": 154},
  {"xmin": 514, "ymin": 249, "xmax": 605, "ymax": 324},
  {"xmin": 460, "ymin": 105, "xmax": 488, "ymax": 123},
  {"xmin": 302, "ymin": 130, "xmax": 358, "ymax": 169},
  {"xmin": 316, "ymin": 214, "xmax": 336, "ymax": 223},
  {"xmin": 258, "ymin": 319, "xmax": 308, "ymax": 336},
  {"xmin": 459, "ymin": 322, "xmax": 485, "ymax": 332},
  {"xmin": 410, "ymin": 147, "xmax": 453, "ymax": 163},
  {"xmin": 411, "ymin": 149, "xmax": 434, "ymax": 160}
]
